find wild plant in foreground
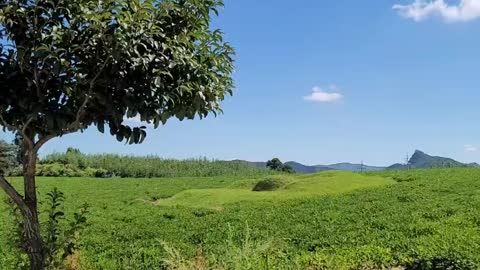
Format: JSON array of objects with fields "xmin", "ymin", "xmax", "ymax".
[{"xmin": 4, "ymin": 188, "xmax": 89, "ymax": 270}]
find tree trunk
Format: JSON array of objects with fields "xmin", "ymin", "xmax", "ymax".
[
  {"xmin": 0, "ymin": 139, "xmax": 45, "ymax": 269},
  {"xmin": 22, "ymin": 144, "xmax": 45, "ymax": 270}
]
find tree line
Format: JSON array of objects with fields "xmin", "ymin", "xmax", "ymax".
[{"xmin": 0, "ymin": 143, "xmax": 280, "ymax": 178}]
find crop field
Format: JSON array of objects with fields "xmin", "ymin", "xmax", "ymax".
[{"xmin": 1, "ymin": 169, "xmax": 480, "ymax": 269}]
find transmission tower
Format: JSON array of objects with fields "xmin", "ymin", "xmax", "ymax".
[{"xmin": 405, "ymin": 153, "xmax": 410, "ymax": 170}]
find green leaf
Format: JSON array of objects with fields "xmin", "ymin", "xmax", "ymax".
[
  {"xmin": 0, "ymin": 0, "xmax": 234, "ymax": 147},
  {"xmin": 116, "ymin": 133, "xmax": 124, "ymax": 142},
  {"xmin": 97, "ymin": 122, "xmax": 105, "ymax": 133}
]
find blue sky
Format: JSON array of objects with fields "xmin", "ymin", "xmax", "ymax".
[{"xmin": 2, "ymin": 0, "xmax": 480, "ymax": 166}]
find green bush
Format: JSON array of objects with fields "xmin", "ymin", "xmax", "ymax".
[
  {"xmin": 37, "ymin": 164, "xmax": 62, "ymax": 177},
  {"xmin": 406, "ymin": 255, "xmax": 477, "ymax": 270},
  {"xmin": 252, "ymin": 178, "xmax": 285, "ymax": 192},
  {"xmin": 3, "ymin": 188, "xmax": 89, "ymax": 269},
  {"xmin": 392, "ymin": 175, "xmax": 417, "ymax": 182},
  {"xmin": 93, "ymin": 168, "xmax": 110, "ymax": 178},
  {"xmin": 41, "ymin": 150, "xmax": 272, "ymax": 178},
  {"xmin": 35, "ymin": 163, "xmax": 112, "ymax": 178},
  {"xmin": 0, "ymin": 140, "xmax": 19, "ymax": 175},
  {"xmin": 6, "ymin": 166, "xmax": 23, "ymax": 177}
]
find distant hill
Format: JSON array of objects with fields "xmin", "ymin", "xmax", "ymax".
[
  {"xmin": 387, "ymin": 163, "xmax": 406, "ymax": 170},
  {"xmin": 284, "ymin": 162, "xmax": 321, "ymax": 173},
  {"xmin": 327, "ymin": 163, "xmax": 385, "ymax": 172},
  {"xmin": 387, "ymin": 150, "xmax": 473, "ymax": 170},
  {"xmin": 234, "ymin": 160, "xmax": 385, "ymax": 173},
  {"xmin": 235, "ymin": 150, "xmax": 479, "ymax": 173}
]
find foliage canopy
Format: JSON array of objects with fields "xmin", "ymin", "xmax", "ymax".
[
  {"xmin": 266, "ymin": 158, "xmax": 295, "ymax": 174},
  {"xmin": 0, "ymin": 0, "xmax": 234, "ymax": 144}
]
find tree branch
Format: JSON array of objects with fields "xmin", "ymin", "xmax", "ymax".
[
  {"xmin": 75, "ymin": 95, "xmax": 91, "ymax": 124},
  {"xmin": 0, "ymin": 114, "xmax": 16, "ymax": 132},
  {"xmin": 0, "ymin": 175, "xmax": 28, "ymax": 213},
  {"xmin": 65, "ymin": 56, "xmax": 112, "ymax": 133},
  {"xmin": 33, "ymin": 135, "xmax": 55, "ymax": 153},
  {"xmin": 33, "ymin": 128, "xmax": 79, "ymax": 153},
  {"xmin": 0, "ymin": 115, "xmax": 34, "ymax": 149},
  {"xmin": 22, "ymin": 117, "xmax": 35, "ymax": 134}
]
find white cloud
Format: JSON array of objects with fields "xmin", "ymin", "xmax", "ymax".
[
  {"xmin": 304, "ymin": 86, "xmax": 343, "ymax": 103},
  {"xmin": 465, "ymin": 144, "xmax": 478, "ymax": 152},
  {"xmin": 393, "ymin": 0, "xmax": 480, "ymax": 22}
]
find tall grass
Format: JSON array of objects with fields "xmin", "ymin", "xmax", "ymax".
[
  {"xmin": 160, "ymin": 224, "xmax": 280, "ymax": 270},
  {"xmin": 41, "ymin": 150, "xmax": 271, "ymax": 178}
]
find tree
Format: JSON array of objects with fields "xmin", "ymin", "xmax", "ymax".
[
  {"xmin": 66, "ymin": 147, "xmax": 81, "ymax": 155},
  {"xmin": 0, "ymin": 0, "xmax": 234, "ymax": 269},
  {"xmin": 266, "ymin": 158, "xmax": 295, "ymax": 174},
  {"xmin": 0, "ymin": 139, "xmax": 17, "ymax": 175},
  {"xmin": 266, "ymin": 158, "xmax": 283, "ymax": 171},
  {"xmin": 281, "ymin": 163, "xmax": 295, "ymax": 174}
]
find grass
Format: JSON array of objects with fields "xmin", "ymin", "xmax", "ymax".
[
  {"xmin": 1, "ymin": 169, "xmax": 480, "ymax": 269},
  {"xmin": 156, "ymin": 172, "xmax": 394, "ymax": 209}
]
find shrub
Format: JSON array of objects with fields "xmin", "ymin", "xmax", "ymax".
[
  {"xmin": 6, "ymin": 166, "xmax": 23, "ymax": 177},
  {"xmin": 0, "ymin": 140, "xmax": 18, "ymax": 175},
  {"xmin": 3, "ymin": 188, "xmax": 89, "ymax": 269},
  {"xmin": 37, "ymin": 163, "xmax": 63, "ymax": 177},
  {"xmin": 41, "ymin": 150, "xmax": 272, "ymax": 178},
  {"xmin": 93, "ymin": 168, "xmax": 110, "ymax": 178},
  {"xmin": 36, "ymin": 163, "xmax": 112, "ymax": 178},
  {"xmin": 406, "ymin": 255, "xmax": 477, "ymax": 270},
  {"xmin": 392, "ymin": 175, "xmax": 417, "ymax": 182},
  {"xmin": 252, "ymin": 178, "xmax": 285, "ymax": 192},
  {"xmin": 160, "ymin": 224, "xmax": 279, "ymax": 270}
]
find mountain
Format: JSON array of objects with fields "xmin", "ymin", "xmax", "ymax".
[
  {"xmin": 284, "ymin": 162, "xmax": 322, "ymax": 173},
  {"xmin": 233, "ymin": 160, "xmax": 385, "ymax": 173},
  {"xmin": 387, "ymin": 150, "xmax": 471, "ymax": 170},
  {"xmin": 387, "ymin": 163, "xmax": 406, "ymax": 170},
  {"xmin": 326, "ymin": 163, "xmax": 385, "ymax": 172}
]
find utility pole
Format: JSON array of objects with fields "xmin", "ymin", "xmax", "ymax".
[
  {"xmin": 360, "ymin": 160, "xmax": 365, "ymax": 173},
  {"xmin": 405, "ymin": 153, "xmax": 410, "ymax": 170}
]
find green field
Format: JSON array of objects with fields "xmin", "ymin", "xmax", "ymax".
[{"xmin": 1, "ymin": 169, "xmax": 480, "ymax": 269}]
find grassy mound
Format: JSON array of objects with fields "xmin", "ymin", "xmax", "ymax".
[
  {"xmin": 252, "ymin": 178, "xmax": 285, "ymax": 191},
  {"xmin": 155, "ymin": 171, "xmax": 394, "ymax": 209}
]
